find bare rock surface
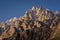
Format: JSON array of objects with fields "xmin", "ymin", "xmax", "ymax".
[{"xmin": 0, "ymin": 7, "xmax": 60, "ymax": 40}]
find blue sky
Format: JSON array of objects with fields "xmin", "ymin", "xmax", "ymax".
[{"xmin": 0, "ymin": 0, "xmax": 60, "ymax": 22}]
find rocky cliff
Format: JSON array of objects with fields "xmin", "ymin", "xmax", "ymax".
[{"xmin": 0, "ymin": 6, "xmax": 60, "ymax": 40}]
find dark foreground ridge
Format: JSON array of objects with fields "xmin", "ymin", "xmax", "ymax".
[{"xmin": 0, "ymin": 6, "xmax": 60, "ymax": 40}]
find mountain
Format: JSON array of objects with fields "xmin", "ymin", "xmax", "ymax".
[{"xmin": 0, "ymin": 6, "xmax": 60, "ymax": 40}]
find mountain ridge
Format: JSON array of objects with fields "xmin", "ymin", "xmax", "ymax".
[{"xmin": 0, "ymin": 6, "xmax": 60, "ymax": 40}]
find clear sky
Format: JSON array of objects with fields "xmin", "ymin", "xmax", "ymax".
[{"xmin": 0, "ymin": 0, "xmax": 60, "ymax": 22}]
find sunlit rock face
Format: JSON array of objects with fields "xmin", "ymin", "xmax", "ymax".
[{"xmin": 0, "ymin": 7, "xmax": 60, "ymax": 40}]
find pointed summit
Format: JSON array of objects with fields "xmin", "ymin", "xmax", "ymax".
[{"xmin": 32, "ymin": 6, "xmax": 35, "ymax": 11}]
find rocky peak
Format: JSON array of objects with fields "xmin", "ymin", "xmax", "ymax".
[{"xmin": 0, "ymin": 6, "xmax": 60, "ymax": 40}]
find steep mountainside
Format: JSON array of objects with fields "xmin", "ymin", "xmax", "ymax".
[{"xmin": 0, "ymin": 6, "xmax": 60, "ymax": 40}]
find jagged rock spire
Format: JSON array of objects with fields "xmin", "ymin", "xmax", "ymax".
[{"xmin": 32, "ymin": 6, "xmax": 35, "ymax": 10}]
